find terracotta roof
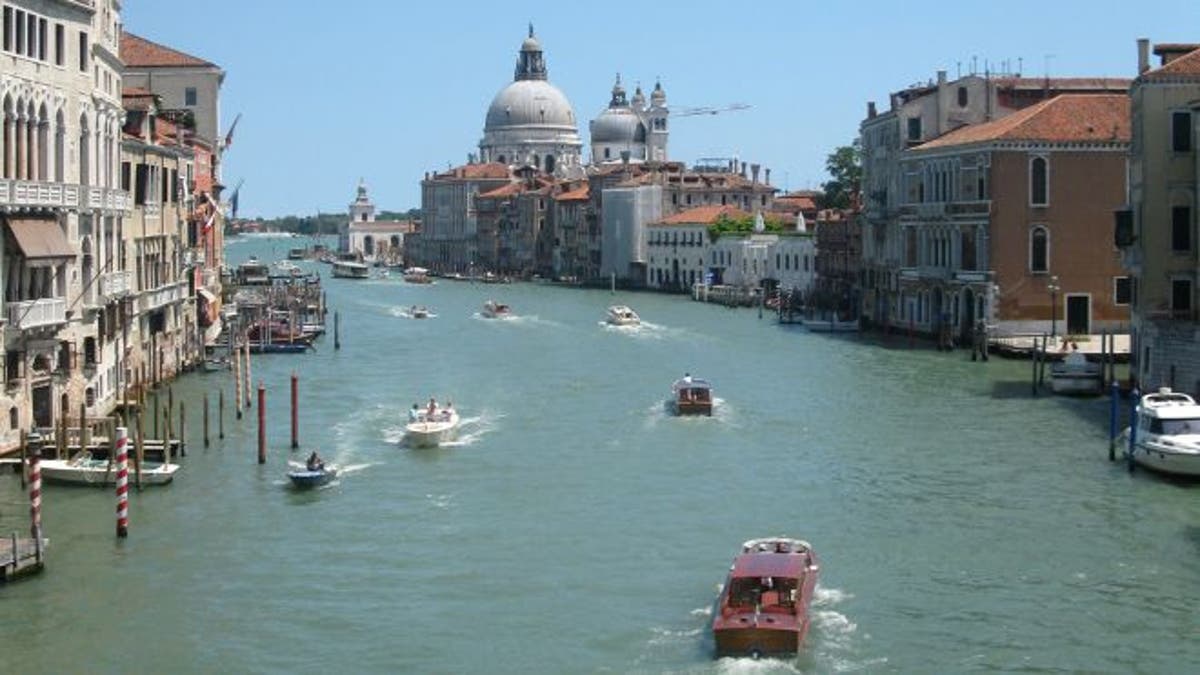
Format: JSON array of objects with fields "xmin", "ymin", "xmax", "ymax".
[
  {"xmin": 914, "ymin": 94, "xmax": 1130, "ymax": 150},
  {"xmin": 122, "ymin": 86, "xmax": 154, "ymax": 97},
  {"xmin": 556, "ymin": 186, "xmax": 589, "ymax": 201},
  {"xmin": 657, "ymin": 205, "xmax": 749, "ymax": 226},
  {"xmin": 120, "ymin": 32, "xmax": 217, "ymax": 68},
  {"xmin": 477, "ymin": 182, "xmax": 525, "ymax": 198},
  {"xmin": 433, "ymin": 163, "xmax": 511, "ymax": 181},
  {"xmin": 1141, "ymin": 46, "xmax": 1200, "ymax": 81},
  {"xmin": 774, "ymin": 194, "xmax": 818, "ymax": 211}
]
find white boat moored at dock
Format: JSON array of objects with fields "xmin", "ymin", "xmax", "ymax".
[{"xmin": 1123, "ymin": 388, "xmax": 1200, "ymax": 477}]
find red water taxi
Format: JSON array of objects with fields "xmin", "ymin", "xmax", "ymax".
[
  {"xmin": 671, "ymin": 375, "xmax": 713, "ymax": 416},
  {"xmin": 712, "ymin": 537, "xmax": 819, "ymax": 659}
]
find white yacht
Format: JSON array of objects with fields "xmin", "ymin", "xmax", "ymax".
[
  {"xmin": 404, "ymin": 406, "xmax": 461, "ymax": 448},
  {"xmin": 606, "ymin": 305, "xmax": 640, "ymax": 326},
  {"xmin": 40, "ymin": 451, "xmax": 180, "ymax": 486},
  {"xmin": 1124, "ymin": 388, "xmax": 1200, "ymax": 477}
]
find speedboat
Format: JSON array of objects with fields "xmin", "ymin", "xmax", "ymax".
[
  {"xmin": 40, "ymin": 451, "xmax": 180, "ymax": 486},
  {"xmin": 405, "ymin": 406, "xmax": 461, "ymax": 448},
  {"xmin": 287, "ymin": 464, "xmax": 338, "ymax": 488},
  {"xmin": 606, "ymin": 305, "xmax": 640, "ymax": 326},
  {"xmin": 481, "ymin": 300, "xmax": 512, "ymax": 319},
  {"xmin": 1123, "ymin": 388, "xmax": 1200, "ymax": 477},
  {"xmin": 712, "ymin": 537, "xmax": 820, "ymax": 659},
  {"xmin": 1050, "ymin": 350, "xmax": 1103, "ymax": 395},
  {"xmin": 403, "ymin": 267, "xmax": 432, "ymax": 284},
  {"xmin": 671, "ymin": 376, "xmax": 714, "ymax": 416},
  {"xmin": 410, "ymin": 306, "xmax": 430, "ymax": 319}
]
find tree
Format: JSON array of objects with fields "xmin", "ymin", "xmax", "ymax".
[{"xmin": 821, "ymin": 140, "xmax": 862, "ymax": 210}]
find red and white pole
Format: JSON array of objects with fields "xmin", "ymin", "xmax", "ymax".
[
  {"xmin": 115, "ymin": 426, "xmax": 129, "ymax": 538},
  {"xmin": 28, "ymin": 447, "xmax": 41, "ymax": 541}
]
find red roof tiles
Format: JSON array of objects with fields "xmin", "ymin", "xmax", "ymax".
[
  {"xmin": 658, "ymin": 205, "xmax": 749, "ymax": 226},
  {"xmin": 915, "ymin": 94, "xmax": 1130, "ymax": 150},
  {"xmin": 556, "ymin": 186, "xmax": 589, "ymax": 201},
  {"xmin": 433, "ymin": 163, "xmax": 512, "ymax": 180},
  {"xmin": 1141, "ymin": 45, "xmax": 1200, "ymax": 80},
  {"xmin": 120, "ymin": 32, "xmax": 217, "ymax": 68}
]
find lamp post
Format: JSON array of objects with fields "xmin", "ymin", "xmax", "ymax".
[{"xmin": 1047, "ymin": 275, "xmax": 1061, "ymax": 339}]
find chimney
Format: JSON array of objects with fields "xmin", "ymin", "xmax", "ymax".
[
  {"xmin": 937, "ymin": 70, "xmax": 947, "ymax": 86},
  {"xmin": 1138, "ymin": 38, "xmax": 1150, "ymax": 74},
  {"xmin": 765, "ymin": 168, "xmax": 771, "ymax": 185},
  {"xmin": 867, "ymin": 101, "xmax": 877, "ymax": 118},
  {"xmin": 750, "ymin": 164, "xmax": 761, "ymax": 184}
]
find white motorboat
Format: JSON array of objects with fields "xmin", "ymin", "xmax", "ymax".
[
  {"xmin": 332, "ymin": 260, "xmax": 370, "ymax": 279},
  {"xmin": 404, "ymin": 407, "xmax": 461, "ymax": 448},
  {"xmin": 403, "ymin": 267, "xmax": 432, "ymax": 284},
  {"xmin": 1050, "ymin": 350, "xmax": 1103, "ymax": 395},
  {"xmin": 1123, "ymin": 388, "xmax": 1200, "ymax": 477},
  {"xmin": 40, "ymin": 451, "xmax": 180, "ymax": 486},
  {"xmin": 606, "ymin": 305, "xmax": 640, "ymax": 326},
  {"xmin": 481, "ymin": 300, "xmax": 511, "ymax": 319},
  {"xmin": 800, "ymin": 315, "xmax": 859, "ymax": 333}
]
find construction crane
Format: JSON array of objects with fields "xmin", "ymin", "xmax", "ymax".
[{"xmin": 673, "ymin": 103, "xmax": 751, "ymax": 117}]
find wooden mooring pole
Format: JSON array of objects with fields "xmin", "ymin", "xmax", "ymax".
[
  {"xmin": 334, "ymin": 311, "xmax": 341, "ymax": 350},
  {"xmin": 134, "ymin": 411, "xmax": 144, "ymax": 490},
  {"xmin": 257, "ymin": 382, "xmax": 266, "ymax": 465},
  {"xmin": 1108, "ymin": 379, "xmax": 1120, "ymax": 461},
  {"xmin": 291, "ymin": 371, "xmax": 299, "ymax": 450},
  {"xmin": 244, "ymin": 342, "xmax": 252, "ymax": 409},
  {"xmin": 179, "ymin": 401, "xmax": 187, "ymax": 457},
  {"xmin": 203, "ymin": 394, "xmax": 210, "ymax": 448},
  {"xmin": 218, "ymin": 389, "xmax": 226, "ymax": 439},
  {"xmin": 234, "ymin": 341, "xmax": 243, "ymax": 420}
]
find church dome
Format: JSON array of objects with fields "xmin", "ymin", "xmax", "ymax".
[
  {"xmin": 590, "ymin": 107, "xmax": 645, "ymax": 144},
  {"xmin": 485, "ymin": 80, "xmax": 577, "ymax": 131}
]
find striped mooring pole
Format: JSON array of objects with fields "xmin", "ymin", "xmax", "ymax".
[
  {"xmin": 116, "ymin": 426, "xmax": 129, "ymax": 538},
  {"xmin": 28, "ymin": 436, "xmax": 41, "ymax": 541}
]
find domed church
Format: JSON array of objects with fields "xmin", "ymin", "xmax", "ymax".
[
  {"xmin": 479, "ymin": 25, "xmax": 583, "ymax": 177},
  {"xmin": 589, "ymin": 75, "xmax": 669, "ymax": 164}
]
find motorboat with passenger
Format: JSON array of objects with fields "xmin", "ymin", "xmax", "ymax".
[
  {"xmin": 712, "ymin": 537, "xmax": 820, "ymax": 659},
  {"xmin": 481, "ymin": 300, "xmax": 512, "ymax": 319},
  {"xmin": 403, "ymin": 267, "xmax": 432, "ymax": 284},
  {"xmin": 1122, "ymin": 388, "xmax": 1200, "ymax": 477},
  {"xmin": 1050, "ymin": 349, "xmax": 1103, "ymax": 395},
  {"xmin": 671, "ymin": 375, "xmax": 714, "ymax": 416},
  {"xmin": 606, "ymin": 305, "xmax": 640, "ymax": 326},
  {"xmin": 287, "ymin": 458, "xmax": 338, "ymax": 488},
  {"xmin": 404, "ymin": 405, "xmax": 460, "ymax": 448}
]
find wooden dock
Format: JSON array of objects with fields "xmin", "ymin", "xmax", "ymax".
[{"xmin": 1, "ymin": 532, "xmax": 44, "ymax": 583}]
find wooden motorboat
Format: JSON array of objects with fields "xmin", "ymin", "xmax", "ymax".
[
  {"xmin": 713, "ymin": 537, "xmax": 819, "ymax": 659},
  {"xmin": 404, "ymin": 406, "xmax": 460, "ymax": 448},
  {"xmin": 287, "ymin": 465, "xmax": 338, "ymax": 488},
  {"xmin": 606, "ymin": 305, "xmax": 640, "ymax": 326},
  {"xmin": 403, "ymin": 267, "xmax": 432, "ymax": 284},
  {"xmin": 481, "ymin": 300, "xmax": 512, "ymax": 319},
  {"xmin": 40, "ymin": 451, "xmax": 180, "ymax": 486},
  {"xmin": 1122, "ymin": 388, "xmax": 1200, "ymax": 477},
  {"xmin": 671, "ymin": 376, "xmax": 713, "ymax": 416}
]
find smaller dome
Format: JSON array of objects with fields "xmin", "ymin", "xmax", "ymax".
[
  {"xmin": 651, "ymin": 80, "xmax": 666, "ymax": 106},
  {"xmin": 631, "ymin": 84, "xmax": 646, "ymax": 109},
  {"xmin": 590, "ymin": 107, "xmax": 645, "ymax": 144},
  {"xmin": 522, "ymin": 36, "xmax": 541, "ymax": 52}
]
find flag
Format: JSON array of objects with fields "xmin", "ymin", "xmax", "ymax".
[
  {"xmin": 223, "ymin": 113, "xmax": 242, "ymax": 150},
  {"xmin": 231, "ymin": 189, "xmax": 239, "ymax": 220},
  {"xmin": 201, "ymin": 209, "xmax": 217, "ymax": 235}
]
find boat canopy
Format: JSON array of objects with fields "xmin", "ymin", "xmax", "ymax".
[{"xmin": 672, "ymin": 377, "xmax": 712, "ymax": 391}]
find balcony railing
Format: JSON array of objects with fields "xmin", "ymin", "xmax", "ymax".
[
  {"xmin": 138, "ymin": 281, "xmax": 188, "ymax": 313},
  {"xmin": 0, "ymin": 179, "xmax": 128, "ymax": 213},
  {"xmin": 99, "ymin": 270, "xmax": 133, "ymax": 300},
  {"xmin": 6, "ymin": 298, "xmax": 67, "ymax": 330}
]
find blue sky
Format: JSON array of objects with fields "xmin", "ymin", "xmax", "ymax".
[{"xmin": 124, "ymin": 0, "xmax": 1200, "ymax": 217}]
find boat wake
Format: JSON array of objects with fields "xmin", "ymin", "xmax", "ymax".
[
  {"xmin": 599, "ymin": 320, "xmax": 680, "ymax": 341},
  {"xmin": 390, "ymin": 306, "xmax": 438, "ymax": 319},
  {"xmin": 808, "ymin": 586, "xmax": 883, "ymax": 673},
  {"xmin": 439, "ymin": 411, "xmax": 502, "ymax": 447},
  {"xmin": 643, "ymin": 396, "xmax": 738, "ymax": 428}
]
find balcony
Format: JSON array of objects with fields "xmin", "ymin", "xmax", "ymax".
[
  {"xmin": 6, "ymin": 298, "xmax": 67, "ymax": 330},
  {"xmin": 0, "ymin": 179, "xmax": 128, "ymax": 214},
  {"xmin": 99, "ymin": 270, "xmax": 133, "ymax": 301},
  {"xmin": 138, "ymin": 281, "xmax": 188, "ymax": 313}
]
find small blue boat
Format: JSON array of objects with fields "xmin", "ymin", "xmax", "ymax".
[{"xmin": 287, "ymin": 466, "xmax": 337, "ymax": 488}]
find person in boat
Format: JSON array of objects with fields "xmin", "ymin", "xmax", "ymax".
[
  {"xmin": 427, "ymin": 397, "xmax": 438, "ymax": 416},
  {"xmin": 409, "ymin": 403, "xmax": 421, "ymax": 422},
  {"xmin": 306, "ymin": 451, "xmax": 324, "ymax": 472}
]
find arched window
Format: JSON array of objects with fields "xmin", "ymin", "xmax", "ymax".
[
  {"xmin": 1030, "ymin": 156, "xmax": 1048, "ymax": 206},
  {"xmin": 544, "ymin": 154, "xmax": 555, "ymax": 174},
  {"xmin": 957, "ymin": 86, "xmax": 968, "ymax": 107},
  {"xmin": 1030, "ymin": 226, "xmax": 1049, "ymax": 273}
]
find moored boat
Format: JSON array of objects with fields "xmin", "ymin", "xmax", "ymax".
[
  {"xmin": 481, "ymin": 300, "xmax": 512, "ymax": 319},
  {"xmin": 712, "ymin": 537, "xmax": 819, "ymax": 659},
  {"xmin": 40, "ymin": 452, "xmax": 180, "ymax": 486},
  {"xmin": 1050, "ymin": 349, "xmax": 1103, "ymax": 395},
  {"xmin": 1123, "ymin": 388, "xmax": 1200, "ymax": 477},
  {"xmin": 671, "ymin": 375, "xmax": 713, "ymax": 416},
  {"xmin": 799, "ymin": 315, "xmax": 859, "ymax": 333},
  {"xmin": 332, "ymin": 260, "xmax": 370, "ymax": 279},
  {"xmin": 404, "ymin": 405, "xmax": 460, "ymax": 448},
  {"xmin": 606, "ymin": 305, "xmax": 640, "ymax": 326}
]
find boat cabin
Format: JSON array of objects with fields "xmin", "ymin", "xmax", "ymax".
[{"xmin": 672, "ymin": 377, "xmax": 713, "ymax": 415}]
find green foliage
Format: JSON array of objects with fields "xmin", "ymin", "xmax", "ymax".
[
  {"xmin": 706, "ymin": 214, "xmax": 785, "ymax": 241},
  {"xmin": 821, "ymin": 139, "xmax": 862, "ymax": 210}
]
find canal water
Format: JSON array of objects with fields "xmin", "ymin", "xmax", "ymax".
[{"xmin": 2, "ymin": 235, "xmax": 1198, "ymax": 674}]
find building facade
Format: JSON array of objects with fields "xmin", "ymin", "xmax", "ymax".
[
  {"xmin": 340, "ymin": 180, "xmax": 415, "ymax": 264},
  {"xmin": 2, "ymin": 0, "xmax": 128, "ymax": 450},
  {"xmin": 120, "ymin": 31, "xmax": 224, "ymax": 147},
  {"xmin": 1123, "ymin": 41, "xmax": 1200, "ymax": 391},
  {"xmin": 415, "ymin": 163, "xmax": 512, "ymax": 273}
]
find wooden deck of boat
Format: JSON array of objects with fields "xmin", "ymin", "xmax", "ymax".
[{"xmin": 1, "ymin": 534, "xmax": 44, "ymax": 583}]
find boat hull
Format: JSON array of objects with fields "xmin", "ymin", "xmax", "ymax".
[
  {"xmin": 673, "ymin": 400, "xmax": 713, "ymax": 416},
  {"xmin": 1050, "ymin": 373, "xmax": 1103, "ymax": 395},
  {"xmin": 1130, "ymin": 442, "xmax": 1200, "ymax": 477},
  {"xmin": 713, "ymin": 622, "xmax": 806, "ymax": 659},
  {"xmin": 404, "ymin": 413, "xmax": 460, "ymax": 448},
  {"xmin": 800, "ymin": 318, "xmax": 859, "ymax": 333},
  {"xmin": 288, "ymin": 467, "xmax": 337, "ymax": 488},
  {"xmin": 40, "ymin": 460, "xmax": 179, "ymax": 486}
]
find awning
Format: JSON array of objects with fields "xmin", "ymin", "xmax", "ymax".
[
  {"xmin": 6, "ymin": 218, "xmax": 74, "ymax": 265},
  {"xmin": 196, "ymin": 288, "xmax": 220, "ymax": 327},
  {"xmin": 196, "ymin": 288, "xmax": 218, "ymax": 304}
]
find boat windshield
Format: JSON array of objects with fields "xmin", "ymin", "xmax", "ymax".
[
  {"xmin": 725, "ymin": 577, "xmax": 799, "ymax": 609},
  {"xmin": 1150, "ymin": 417, "xmax": 1200, "ymax": 435}
]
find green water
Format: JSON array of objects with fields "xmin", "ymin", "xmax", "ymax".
[{"xmin": 2, "ymin": 235, "xmax": 1198, "ymax": 674}]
